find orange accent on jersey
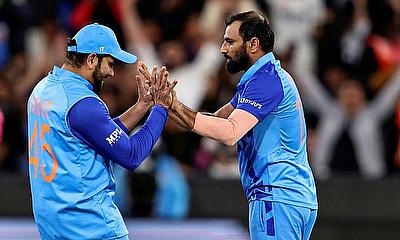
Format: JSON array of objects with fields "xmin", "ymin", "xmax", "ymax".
[
  {"xmin": 40, "ymin": 143, "xmax": 59, "ymax": 183},
  {"xmin": 29, "ymin": 121, "xmax": 59, "ymax": 182},
  {"xmin": 29, "ymin": 96, "xmax": 53, "ymax": 119},
  {"xmin": 29, "ymin": 120, "xmax": 39, "ymax": 179}
]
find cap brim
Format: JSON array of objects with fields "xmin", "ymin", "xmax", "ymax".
[{"xmin": 111, "ymin": 50, "xmax": 137, "ymax": 64}]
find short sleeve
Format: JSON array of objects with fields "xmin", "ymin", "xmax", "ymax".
[
  {"xmin": 230, "ymin": 92, "xmax": 239, "ymax": 108},
  {"xmin": 236, "ymin": 72, "xmax": 284, "ymax": 121}
]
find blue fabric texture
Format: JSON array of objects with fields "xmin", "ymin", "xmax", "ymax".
[
  {"xmin": 231, "ymin": 52, "xmax": 318, "ymax": 210},
  {"xmin": 27, "ymin": 66, "xmax": 166, "ymax": 239},
  {"xmin": 68, "ymin": 98, "xmax": 167, "ymax": 170},
  {"xmin": 249, "ymin": 200, "xmax": 317, "ymax": 240}
]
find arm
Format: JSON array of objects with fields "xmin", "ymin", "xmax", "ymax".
[
  {"xmin": 114, "ymin": 100, "xmax": 151, "ymax": 132},
  {"xmin": 68, "ymin": 97, "xmax": 167, "ymax": 171},
  {"xmin": 171, "ymin": 71, "xmax": 283, "ymax": 145},
  {"xmin": 170, "ymin": 99, "xmax": 257, "ymax": 146},
  {"xmin": 120, "ymin": 0, "xmax": 160, "ymax": 66},
  {"xmin": 214, "ymin": 102, "xmax": 235, "ymax": 118},
  {"xmin": 117, "ymin": 70, "xmax": 153, "ymax": 131},
  {"xmin": 167, "ymin": 88, "xmax": 235, "ymax": 130},
  {"xmin": 167, "ymin": 111, "xmax": 191, "ymax": 130},
  {"xmin": 369, "ymin": 67, "xmax": 400, "ymax": 120},
  {"xmin": 169, "ymin": 101, "xmax": 234, "ymax": 129},
  {"xmin": 119, "ymin": 0, "xmax": 148, "ymax": 49}
]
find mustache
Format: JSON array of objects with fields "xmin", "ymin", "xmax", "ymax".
[{"xmin": 223, "ymin": 54, "xmax": 231, "ymax": 60}]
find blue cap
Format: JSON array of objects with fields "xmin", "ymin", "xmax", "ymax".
[{"xmin": 67, "ymin": 23, "xmax": 137, "ymax": 64}]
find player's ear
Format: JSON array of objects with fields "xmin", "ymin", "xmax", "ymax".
[
  {"xmin": 86, "ymin": 53, "xmax": 99, "ymax": 70},
  {"xmin": 248, "ymin": 37, "xmax": 260, "ymax": 54}
]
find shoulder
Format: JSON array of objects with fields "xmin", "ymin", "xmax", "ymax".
[
  {"xmin": 249, "ymin": 62, "xmax": 281, "ymax": 85},
  {"xmin": 244, "ymin": 62, "xmax": 283, "ymax": 95}
]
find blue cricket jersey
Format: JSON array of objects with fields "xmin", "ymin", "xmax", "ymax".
[
  {"xmin": 230, "ymin": 53, "xmax": 318, "ymax": 209},
  {"xmin": 27, "ymin": 66, "xmax": 167, "ymax": 239}
]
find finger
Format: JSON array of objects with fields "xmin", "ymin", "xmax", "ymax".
[
  {"xmin": 135, "ymin": 75, "xmax": 144, "ymax": 91},
  {"xmin": 144, "ymin": 93, "xmax": 153, "ymax": 102},
  {"xmin": 149, "ymin": 86, "xmax": 155, "ymax": 98},
  {"xmin": 144, "ymin": 82, "xmax": 150, "ymax": 90},
  {"xmin": 162, "ymin": 70, "xmax": 169, "ymax": 90},
  {"xmin": 138, "ymin": 68, "xmax": 150, "ymax": 81},
  {"xmin": 156, "ymin": 67, "xmax": 165, "ymax": 90},
  {"xmin": 159, "ymin": 68, "xmax": 168, "ymax": 91},
  {"xmin": 171, "ymin": 89, "xmax": 177, "ymax": 99},
  {"xmin": 138, "ymin": 64, "xmax": 151, "ymax": 81},
  {"xmin": 167, "ymin": 79, "xmax": 178, "ymax": 92},
  {"xmin": 170, "ymin": 89, "xmax": 177, "ymax": 105},
  {"xmin": 150, "ymin": 65, "xmax": 158, "ymax": 86}
]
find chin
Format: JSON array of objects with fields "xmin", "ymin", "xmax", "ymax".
[{"xmin": 226, "ymin": 63, "xmax": 241, "ymax": 74}]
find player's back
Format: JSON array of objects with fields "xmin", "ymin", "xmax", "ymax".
[{"xmin": 27, "ymin": 66, "xmax": 128, "ymax": 239}]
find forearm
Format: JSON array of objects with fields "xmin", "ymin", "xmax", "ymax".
[
  {"xmin": 171, "ymin": 101, "xmax": 197, "ymax": 130},
  {"xmin": 118, "ymin": 101, "xmax": 152, "ymax": 132},
  {"xmin": 69, "ymin": 98, "xmax": 167, "ymax": 171},
  {"xmin": 120, "ymin": 0, "xmax": 148, "ymax": 48},
  {"xmin": 168, "ymin": 110, "xmax": 191, "ymax": 130},
  {"xmin": 124, "ymin": 105, "xmax": 168, "ymax": 169},
  {"xmin": 193, "ymin": 109, "xmax": 258, "ymax": 146},
  {"xmin": 193, "ymin": 113, "xmax": 237, "ymax": 145}
]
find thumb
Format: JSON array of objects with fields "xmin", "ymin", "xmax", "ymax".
[
  {"xmin": 168, "ymin": 80, "xmax": 178, "ymax": 92},
  {"xmin": 136, "ymin": 75, "xmax": 144, "ymax": 91}
]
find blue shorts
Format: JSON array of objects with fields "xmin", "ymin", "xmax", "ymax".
[{"xmin": 249, "ymin": 200, "xmax": 317, "ymax": 240}]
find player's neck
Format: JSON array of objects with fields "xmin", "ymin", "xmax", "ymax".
[
  {"xmin": 251, "ymin": 51, "xmax": 268, "ymax": 65},
  {"xmin": 61, "ymin": 64, "xmax": 94, "ymax": 85}
]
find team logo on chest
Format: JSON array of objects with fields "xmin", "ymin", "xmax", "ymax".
[{"xmin": 106, "ymin": 128, "xmax": 123, "ymax": 146}]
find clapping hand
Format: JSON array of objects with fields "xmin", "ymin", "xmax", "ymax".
[
  {"xmin": 135, "ymin": 61, "xmax": 153, "ymax": 107},
  {"xmin": 138, "ymin": 62, "xmax": 178, "ymax": 109},
  {"xmin": 149, "ymin": 65, "xmax": 177, "ymax": 108}
]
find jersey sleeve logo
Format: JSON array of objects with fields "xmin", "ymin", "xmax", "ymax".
[
  {"xmin": 106, "ymin": 128, "xmax": 123, "ymax": 146},
  {"xmin": 239, "ymin": 97, "xmax": 262, "ymax": 109}
]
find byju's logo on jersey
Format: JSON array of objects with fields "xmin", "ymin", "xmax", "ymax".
[
  {"xmin": 239, "ymin": 98, "xmax": 262, "ymax": 109},
  {"xmin": 106, "ymin": 128, "xmax": 123, "ymax": 146}
]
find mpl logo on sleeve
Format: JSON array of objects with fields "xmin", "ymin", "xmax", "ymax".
[
  {"xmin": 106, "ymin": 128, "xmax": 123, "ymax": 146},
  {"xmin": 239, "ymin": 97, "xmax": 262, "ymax": 109}
]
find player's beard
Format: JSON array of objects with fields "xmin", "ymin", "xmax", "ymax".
[
  {"xmin": 225, "ymin": 44, "xmax": 249, "ymax": 74},
  {"xmin": 92, "ymin": 62, "xmax": 107, "ymax": 93}
]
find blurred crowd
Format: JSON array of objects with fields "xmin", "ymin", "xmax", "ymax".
[{"xmin": 1, "ymin": 0, "xmax": 400, "ymax": 217}]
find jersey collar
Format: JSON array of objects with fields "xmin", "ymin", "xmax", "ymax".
[
  {"xmin": 50, "ymin": 66, "xmax": 94, "ymax": 91},
  {"xmin": 238, "ymin": 52, "xmax": 275, "ymax": 86}
]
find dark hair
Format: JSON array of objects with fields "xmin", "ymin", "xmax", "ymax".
[
  {"xmin": 64, "ymin": 52, "xmax": 107, "ymax": 68},
  {"xmin": 225, "ymin": 11, "xmax": 274, "ymax": 53},
  {"xmin": 64, "ymin": 38, "xmax": 106, "ymax": 68}
]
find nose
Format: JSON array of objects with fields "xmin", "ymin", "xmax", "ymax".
[
  {"xmin": 220, "ymin": 42, "xmax": 227, "ymax": 55},
  {"xmin": 109, "ymin": 68, "xmax": 114, "ymax": 77}
]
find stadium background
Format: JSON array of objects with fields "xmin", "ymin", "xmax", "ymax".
[{"xmin": 1, "ymin": 0, "xmax": 400, "ymax": 239}]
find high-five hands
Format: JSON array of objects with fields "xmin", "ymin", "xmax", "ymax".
[
  {"xmin": 138, "ymin": 62, "xmax": 177, "ymax": 109},
  {"xmin": 135, "ymin": 61, "xmax": 153, "ymax": 107}
]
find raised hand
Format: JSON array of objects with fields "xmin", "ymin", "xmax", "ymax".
[
  {"xmin": 135, "ymin": 61, "xmax": 153, "ymax": 107},
  {"xmin": 138, "ymin": 61, "xmax": 151, "ymax": 83},
  {"xmin": 149, "ymin": 66, "xmax": 177, "ymax": 108},
  {"xmin": 170, "ymin": 88, "xmax": 180, "ymax": 111}
]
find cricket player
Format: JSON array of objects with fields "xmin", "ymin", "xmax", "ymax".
[
  {"xmin": 27, "ymin": 23, "xmax": 174, "ymax": 239},
  {"xmin": 167, "ymin": 11, "xmax": 318, "ymax": 239}
]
